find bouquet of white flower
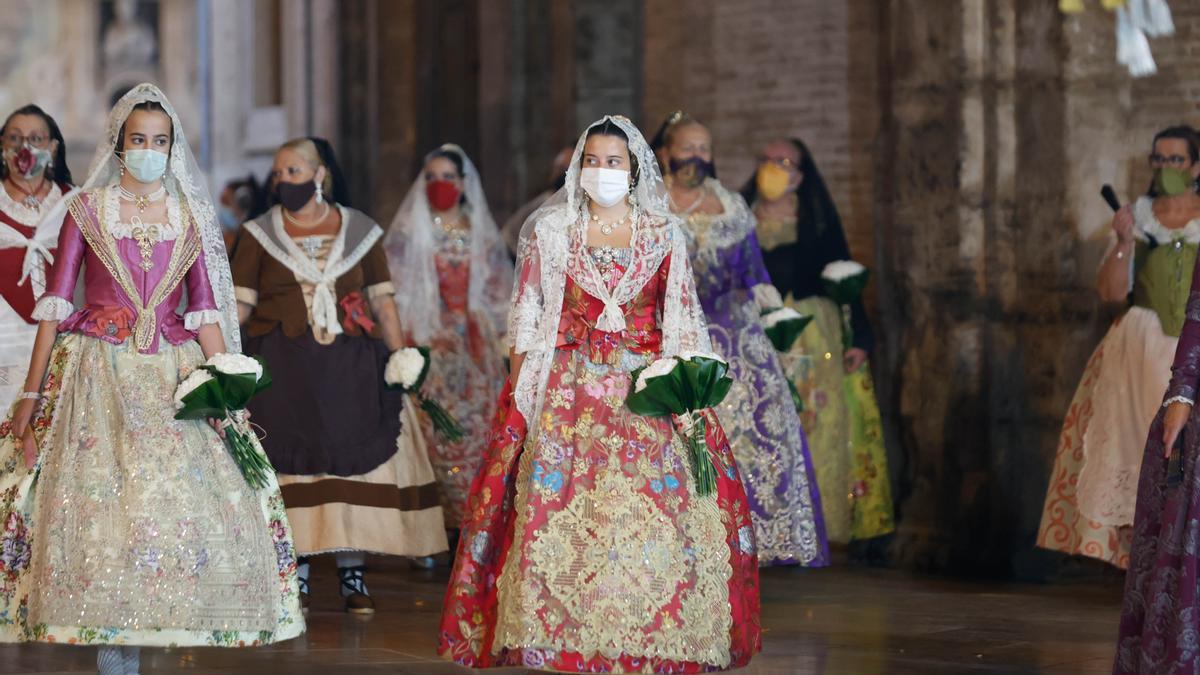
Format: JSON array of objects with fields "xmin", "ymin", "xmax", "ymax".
[
  {"xmin": 384, "ymin": 346, "xmax": 464, "ymax": 442},
  {"xmin": 760, "ymin": 306, "xmax": 813, "ymax": 353},
  {"xmin": 174, "ymin": 353, "xmax": 274, "ymax": 488},
  {"xmin": 759, "ymin": 306, "xmax": 812, "ymax": 412},
  {"xmin": 821, "ymin": 259, "xmax": 870, "ymax": 350},
  {"xmin": 626, "ymin": 352, "xmax": 732, "ymax": 496}
]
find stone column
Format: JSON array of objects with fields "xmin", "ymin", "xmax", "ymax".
[{"xmin": 877, "ymin": 0, "xmax": 1090, "ymax": 576}]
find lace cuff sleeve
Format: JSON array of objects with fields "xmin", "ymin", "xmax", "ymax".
[
  {"xmin": 32, "ymin": 295, "xmax": 74, "ymax": 322},
  {"xmin": 184, "ymin": 309, "xmax": 222, "ymax": 331},
  {"xmin": 510, "ymin": 287, "xmax": 540, "ymax": 353}
]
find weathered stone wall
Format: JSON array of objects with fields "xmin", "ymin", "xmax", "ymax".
[{"xmin": 641, "ymin": 0, "xmax": 880, "ymax": 280}]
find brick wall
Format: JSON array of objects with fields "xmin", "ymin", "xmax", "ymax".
[{"xmin": 642, "ymin": 0, "xmax": 880, "ymax": 271}]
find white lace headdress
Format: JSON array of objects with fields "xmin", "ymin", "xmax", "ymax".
[
  {"xmin": 383, "ymin": 144, "xmax": 512, "ymax": 343},
  {"xmin": 38, "ymin": 83, "xmax": 240, "ymax": 352},
  {"xmin": 508, "ymin": 115, "xmax": 712, "ymax": 423}
]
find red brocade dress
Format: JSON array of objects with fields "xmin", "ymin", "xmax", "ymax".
[{"xmin": 438, "ymin": 219, "xmax": 761, "ymax": 673}]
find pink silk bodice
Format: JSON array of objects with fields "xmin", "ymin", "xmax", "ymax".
[{"xmin": 41, "ymin": 191, "xmax": 217, "ymax": 354}]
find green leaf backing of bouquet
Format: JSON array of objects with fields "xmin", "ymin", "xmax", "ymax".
[
  {"xmin": 625, "ymin": 355, "xmax": 732, "ymax": 417},
  {"xmin": 762, "ymin": 313, "xmax": 813, "ymax": 352},
  {"xmin": 175, "ymin": 356, "xmax": 272, "ymax": 421},
  {"xmin": 822, "ymin": 268, "xmax": 870, "ymax": 306}
]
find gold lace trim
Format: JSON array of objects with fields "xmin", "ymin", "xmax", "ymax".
[{"xmin": 493, "ymin": 431, "xmax": 733, "ymax": 666}]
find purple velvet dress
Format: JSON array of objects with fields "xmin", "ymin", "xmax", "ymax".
[
  {"xmin": 683, "ymin": 180, "xmax": 829, "ymax": 567},
  {"xmin": 1115, "ymin": 250, "xmax": 1200, "ymax": 673}
]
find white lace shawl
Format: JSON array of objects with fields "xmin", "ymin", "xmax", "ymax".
[{"xmin": 509, "ymin": 115, "xmax": 712, "ymax": 424}]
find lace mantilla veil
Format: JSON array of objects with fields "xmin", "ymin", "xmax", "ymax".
[
  {"xmin": 508, "ymin": 114, "xmax": 712, "ymax": 423},
  {"xmin": 384, "ymin": 143, "xmax": 513, "ymax": 344},
  {"xmin": 37, "ymin": 83, "xmax": 241, "ymax": 353}
]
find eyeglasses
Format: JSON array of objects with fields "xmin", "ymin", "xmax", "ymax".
[
  {"xmin": 757, "ymin": 156, "xmax": 797, "ymax": 169},
  {"xmin": 1150, "ymin": 153, "xmax": 1191, "ymax": 168},
  {"xmin": 2, "ymin": 132, "xmax": 50, "ymax": 149}
]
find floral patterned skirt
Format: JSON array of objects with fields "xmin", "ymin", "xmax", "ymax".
[
  {"xmin": 438, "ymin": 347, "xmax": 761, "ymax": 672},
  {"xmin": 0, "ymin": 334, "xmax": 304, "ymax": 647},
  {"xmin": 420, "ymin": 309, "xmax": 507, "ymax": 529},
  {"xmin": 779, "ymin": 295, "xmax": 893, "ymax": 542}
]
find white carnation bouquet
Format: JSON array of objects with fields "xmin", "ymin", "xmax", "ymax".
[
  {"xmin": 384, "ymin": 346, "xmax": 464, "ymax": 441},
  {"xmin": 821, "ymin": 259, "xmax": 870, "ymax": 350},
  {"xmin": 626, "ymin": 352, "xmax": 733, "ymax": 496},
  {"xmin": 174, "ymin": 353, "xmax": 273, "ymax": 488}
]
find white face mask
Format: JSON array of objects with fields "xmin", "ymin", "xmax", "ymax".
[{"xmin": 579, "ymin": 167, "xmax": 630, "ymax": 207}]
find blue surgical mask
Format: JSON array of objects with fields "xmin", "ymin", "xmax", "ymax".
[
  {"xmin": 121, "ymin": 149, "xmax": 168, "ymax": 184},
  {"xmin": 217, "ymin": 205, "xmax": 241, "ymax": 230}
]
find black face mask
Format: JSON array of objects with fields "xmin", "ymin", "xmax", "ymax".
[
  {"xmin": 276, "ymin": 180, "xmax": 316, "ymax": 212},
  {"xmin": 668, "ymin": 156, "xmax": 714, "ymax": 189}
]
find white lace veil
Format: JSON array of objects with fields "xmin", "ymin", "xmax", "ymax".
[
  {"xmin": 38, "ymin": 83, "xmax": 240, "ymax": 352},
  {"xmin": 383, "ymin": 143, "xmax": 512, "ymax": 343},
  {"xmin": 508, "ymin": 115, "xmax": 712, "ymax": 423}
]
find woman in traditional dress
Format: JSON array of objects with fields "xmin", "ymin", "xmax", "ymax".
[
  {"xmin": 0, "ymin": 83, "xmax": 303, "ymax": 675},
  {"xmin": 1040, "ymin": 126, "xmax": 1200, "ymax": 569},
  {"xmin": 0, "ymin": 104, "xmax": 73, "ymax": 411},
  {"xmin": 384, "ymin": 144, "xmax": 512, "ymax": 538},
  {"xmin": 1113, "ymin": 133, "xmax": 1200, "ymax": 674},
  {"xmin": 232, "ymin": 137, "xmax": 446, "ymax": 614},
  {"xmin": 742, "ymin": 139, "xmax": 894, "ymax": 545},
  {"xmin": 438, "ymin": 116, "xmax": 761, "ymax": 672},
  {"xmin": 651, "ymin": 112, "xmax": 828, "ymax": 567}
]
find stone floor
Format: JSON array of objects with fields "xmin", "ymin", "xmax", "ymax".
[{"xmin": 0, "ymin": 556, "xmax": 1124, "ymax": 674}]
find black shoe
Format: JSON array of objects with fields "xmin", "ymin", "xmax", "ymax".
[{"xmin": 337, "ymin": 565, "xmax": 375, "ymax": 615}]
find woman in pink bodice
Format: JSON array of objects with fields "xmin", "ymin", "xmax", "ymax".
[{"xmin": 0, "ymin": 84, "xmax": 303, "ymax": 675}]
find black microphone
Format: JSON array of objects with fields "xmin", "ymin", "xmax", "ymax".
[{"xmin": 1101, "ymin": 184, "xmax": 1121, "ymax": 212}]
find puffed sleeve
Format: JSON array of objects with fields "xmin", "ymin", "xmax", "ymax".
[
  {"xmin": 740, "ymin": 232, "xmax": 783, "ymax": 310},
  {"xmin": 360, "ymin": 239, "xmax": 395, "ymax": 300},
  {"xmin": 231, "ymin": 228, "xmax": 264, "ymax": 307},
  {"xmin": 182, "ymin": 251, "xmax": 220, "ymax": 330},
  {"xmin": 31, "ymin": 208, "xmax": 86, "ymax": 321}
]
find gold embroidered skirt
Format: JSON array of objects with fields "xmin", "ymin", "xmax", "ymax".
[{"xmin": 0, "ymin": 334, "xmax": 304, "ymax": 647}]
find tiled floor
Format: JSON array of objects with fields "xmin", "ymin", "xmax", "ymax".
[{"xmin": 0, "ymin": 557, "xmax": 1123, "ymax": 673}]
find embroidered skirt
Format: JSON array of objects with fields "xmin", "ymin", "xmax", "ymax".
[{"xmin": 0, "ymin": 334, "xmax": 304, "ymax": 647}]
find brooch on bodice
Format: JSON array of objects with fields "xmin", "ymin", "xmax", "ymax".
[
  {"xmin": 300, "ymin": 235, "xmax": 323, "ymax": 258},
  {"xmin": 128, "ymin": 215, "xmax": 160, "ymax": 271}
]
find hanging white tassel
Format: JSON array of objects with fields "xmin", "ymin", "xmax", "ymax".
[
  {"xmin": 1140, "ymin": 0, "xmax": 1174, "ymax": 37},
  {"xmin": 1116, "ymin": 6, "xmax": 1158, "ymax": 77}
]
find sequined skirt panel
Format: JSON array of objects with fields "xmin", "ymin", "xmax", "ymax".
[
  {"xmin": 0, "ymin": 334, "xmax": 304, "ymax": 646},
  {"xmin": 705, "ymin": 290, "xmax": 828, "ymax": 566}
]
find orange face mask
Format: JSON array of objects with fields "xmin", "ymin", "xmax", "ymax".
[{"xmin": 756, "ymin": 162, "xmax": 791, "ymax": 201}]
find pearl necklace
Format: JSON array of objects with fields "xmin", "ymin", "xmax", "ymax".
[
  {"xmin": 669, "ymin": 186, "xmax": 707, "ymax": 215},
  {"xmin": 590, "ymin": 207, "xmax": 636, "ymax": 236},
  {"xmin": 283, "ymin": 202, "xmax": 330, "ymax": 229},
  {"xmin": 119, "ymin": 184, "xmax": 166, "ymax": 213}
]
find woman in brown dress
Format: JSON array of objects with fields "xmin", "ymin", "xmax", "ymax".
[{"xmin": 232, "ymin": 137, "xmax": 446, "ymax": 613}]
